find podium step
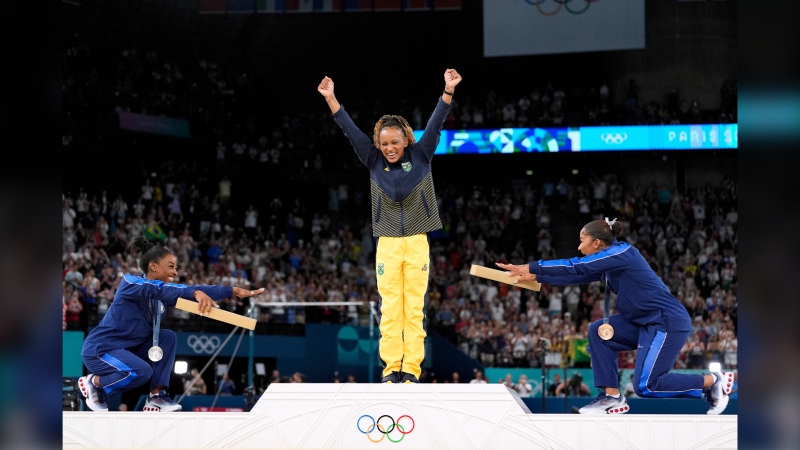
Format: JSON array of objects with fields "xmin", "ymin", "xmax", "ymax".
[{"xmin": 63, "ymin": 383, "xmax": 737, "ymax": 449}]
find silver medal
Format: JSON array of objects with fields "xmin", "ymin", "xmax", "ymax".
[
  {"xmin": 148, "ymin": 345, "xmax": 163, "ymax": 361},
  {"xmin": 149, "ymin": 300, "xmax": 166, "ymax": 361}
]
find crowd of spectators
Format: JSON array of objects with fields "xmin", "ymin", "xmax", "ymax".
[
  {"xmin": 63, "ymin": 35, "xmax": 738, "ymax": 191},
  {"xmin": 63, "ymin": 38, "xmax": 738, "ymax": 380},
  {"xmin": 63, "ymin": 167, "xmax": 738, "ymax": 376}
]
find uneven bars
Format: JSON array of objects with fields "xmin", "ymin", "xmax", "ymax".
[{"xmin": 255, "ymin": 301, "xmax": 366, "ymax": 307}]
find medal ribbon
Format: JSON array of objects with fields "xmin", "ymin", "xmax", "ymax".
[
  {"xmin": 603, "ymin": 273, "xmax": 610, "ymax": 325},
  {"xmin": 151, "ymin": 299, "xmax": 164, "ymax": 349}
]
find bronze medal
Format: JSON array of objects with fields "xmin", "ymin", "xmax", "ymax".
[{"xmin": 598, "ymin": 323, "xmax": 614, "ymax": 340}]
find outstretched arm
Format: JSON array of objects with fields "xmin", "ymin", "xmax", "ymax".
[
  {"xmin": 318, "ymin": 75, "xmax": 375, "ymax": 167},
  {"xmin": 192, "ymin": 286, "xmax": 265, "ymax": 316},
  {"xmin": 417, "ymin": 68, "xmax": 464, "ymax": 161},
  {"xmin": 494, "ymin": 262, "xmax": 602, "ymax": 286},
  {"xmin": 318, "ymin": 76, "xmax": 340, "ymax": 114}
]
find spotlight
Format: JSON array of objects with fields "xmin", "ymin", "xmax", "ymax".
[{"xmin": 174, "ymin": 361, "xmax": 188, "ymax": 375}]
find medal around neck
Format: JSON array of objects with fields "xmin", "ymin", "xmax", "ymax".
[
  {"xmin": 148, "ymin": 345, "xmax": 163, "ymax": 361},
  {"xmin": 598, "ymin": 323, "xmax": 614, "ymax": 340},
  {"xmin": 149, "ymin": 299, "xmax": 166, "ymax": 361}
]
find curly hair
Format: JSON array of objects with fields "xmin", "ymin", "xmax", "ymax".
[
  {"xmin": 127, "ymin": 234, "xmax": 173, "ymax": 273},
  {"xmin": 372, "ymin": 114, "xmax": 416, "ymax": 148}
]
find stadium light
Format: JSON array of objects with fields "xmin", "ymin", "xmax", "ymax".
[{"xmin": 174, "ymin": 360, "xmax": 188, "ymax": 375}]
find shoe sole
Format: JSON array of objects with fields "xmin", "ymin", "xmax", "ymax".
[
  {"xmin": 606, "ymin": 404, "xmax": 630, "ymax": 414},
  {"xmin": 720, "ymin": 372, "xmax": 734, "ymax": 395},
  {"xmin": 579, "ymin": 403, "xmax": 630, "ymax": 415},
  {"xmin": 143, "ymin": 405, "xmax": 183, "ymax": 412}
]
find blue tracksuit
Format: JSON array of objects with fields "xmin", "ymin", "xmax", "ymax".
[
  {"xmin": 81, "ymin": 274, "xmax": 232, "ymax": 396},
  {"xmin": 529, "ymin": 240, "xmax": 704, "ymax": 398}
]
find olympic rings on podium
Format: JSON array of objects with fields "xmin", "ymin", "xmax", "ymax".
[{"xmin": 357, "ymin": 414, "xmax": 415, "ymax": 443}]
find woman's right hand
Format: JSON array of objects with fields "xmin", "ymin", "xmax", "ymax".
[{"xmin": 318, "ymin": 76, "xmax": 334, "ymax": 98}]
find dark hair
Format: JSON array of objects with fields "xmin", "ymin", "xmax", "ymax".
[
  {"xmin": 127, "ymin": 235, "xmax": 173, "ymax": 272},
  {"xmin": 373, "ymin": 115, "xmax": 416, "ymax": 148},
  {"xmin": 583, "ymin": 218, "xmax": 624, "ymax": 245}
]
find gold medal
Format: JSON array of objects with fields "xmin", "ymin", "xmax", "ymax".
[{"xmin": 598, "ymin": 323, "xmax": 614, "ymax": 340}]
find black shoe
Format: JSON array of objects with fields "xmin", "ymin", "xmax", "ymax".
[
  {"xmin": 399, "ymin": 372, "xmax": 419, "ymax": 384},
  {"xmin": 381, "ymin": 371, "xmax": 400, "ymax": 383}
]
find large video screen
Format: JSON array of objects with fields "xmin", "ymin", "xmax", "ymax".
[
  {"xmin": 413, "ymin": 124, "xmax": 738, "ymax": 154},
  {"xmin": 483, "ymin": 0, "xmax": 645, "ymax": 57}
]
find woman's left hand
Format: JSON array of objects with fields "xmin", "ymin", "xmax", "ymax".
[
  {"xmin": 444, "ymin": 68, "xmax": 462, "ymax": 90},
  {"xmin": 233, "ymin": 287, "xmax": 266, "ymax": 298}
]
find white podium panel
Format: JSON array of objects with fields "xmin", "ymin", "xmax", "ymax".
[{"xmin": 63, "ymin": 383, "xmax": 737, "ymax": 449}]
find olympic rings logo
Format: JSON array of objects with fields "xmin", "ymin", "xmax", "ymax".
[
  {"xmin": 187, "ymin": 335, "xmax": 221, "ymax": 354},
  {"xmin": 600, "ymin": 133, "xmax": 628, "ymax": 144},
  {"xmin": 524, "ymin": 0, "xmax": 599, "ymax": 16},
  {"xmin": 357, "ymin": 414, "xmax": 415, "ymax": 443}
]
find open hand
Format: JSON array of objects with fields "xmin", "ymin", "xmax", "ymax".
[
  {"xmin": 495, "ymin": 262, "xmax": 537, "ymax": 283},
  {"xmin": 234, "ymin": 287, "xmax": 266, "ymax": 298}
]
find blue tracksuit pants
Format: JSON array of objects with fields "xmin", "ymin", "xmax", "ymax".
[
  {"xmin": 82, "ymin": 329, "xmax": 177, "ymax": 396},
  {"xmin": 588, "ymin": 314, "xmax": 704, "ymax": 398}
]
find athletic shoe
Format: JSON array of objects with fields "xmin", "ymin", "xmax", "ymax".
[
  {"xmin": 706, "ymin": 371, "xmax": 734, "ymax": 415},
  {"xmin": 399, "ymin": 372, "xmax": 419, "ymax": 384},
  {"xmin": 578, "ymin": 393, "xmax": 629, "ymax": 415},
  {"xmin": 381, "ymin": 371, "xmax": 400, "ymax": 384},
  {"xmin": 143, "ymin": 390, "xmax": 182, "ymax": 412},
  {"xmin": 78, "ymin": 374, "xmax": 108, "ymax": 412}
]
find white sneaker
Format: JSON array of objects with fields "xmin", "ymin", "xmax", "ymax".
[
  {"xmin": 706, "ymin": 371, "xmax": 734, "ymax": 415},
  {"xmin": 143, "ymin": 390, "xmax": 182, "ymax": 412},
  {"xmin": 78, "ymin": 374, "xmax": 108, "ymax": 412},
  {"xmin": 579, "ymin": 393, "xmax": 629, "ymax": 415}
]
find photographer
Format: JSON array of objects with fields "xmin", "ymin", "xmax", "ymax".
[{"xmin": 555, "ymin": 373, "xmax": 592, "ymax": 397}]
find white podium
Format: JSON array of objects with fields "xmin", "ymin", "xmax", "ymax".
[{"xmin": 63, "ymin": 383, "xmax": 737, "ymax": 449}]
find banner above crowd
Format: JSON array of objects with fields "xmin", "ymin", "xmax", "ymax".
[{"xmin": 483, "ymin": 0, "xmax": 645, "ymax": 57}]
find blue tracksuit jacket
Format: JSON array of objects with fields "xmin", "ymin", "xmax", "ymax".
[
  {"xmin": 81, "ymin": 274, "xmax": 233, "ymax": 357},
  {"xmin": 530, "ymin": 240, "xmax": 691, "ymax": 332}
]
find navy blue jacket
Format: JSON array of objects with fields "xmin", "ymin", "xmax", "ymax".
[
  {"xmin": 529, "ymin": 240, "xmax": 691, "ymax": 332},
  {"xmin": 332, "ymin": 98, "xmax": 449, "ymax": 237},
  {"xmin": 81, "ymin": 274, "xmax": 232, "ymax": 357}
]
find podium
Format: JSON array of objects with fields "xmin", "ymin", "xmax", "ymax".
[{"xmin": 63, "ymin": 383, "xmax": 737, "ymax": 449}]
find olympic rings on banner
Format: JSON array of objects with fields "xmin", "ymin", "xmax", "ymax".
[
  {"xmin": 600, "ymin": 133, "xmax": 628, "ymax": 144},
  {"xmin": 357, "ymin": 414, "xmax": 415, "ymax": 443},
  {"xmin": 187, "ymin": 335, "xmax": 221, "ymax": 354},
  {"xmin": 523, "ymin": 0, "xmax": 599, "ymax": 16}
]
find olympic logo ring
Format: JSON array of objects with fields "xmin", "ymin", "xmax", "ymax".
[
  {"xmin": 524, "ymin": 0, "xmax": 599, "ymax": 16},
  {"xmin": 187, "ymin": 335, "xmax": 221, "ymax": 354},
  {"xmin": 357, "ymin": 414, "xmax": 415, "ymax": 443},
  {"xmin": 600, "ymin": 133, "xmax": 628, "ymax": 144}
]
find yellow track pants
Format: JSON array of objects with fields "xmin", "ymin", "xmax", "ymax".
[{"xmin": 376, "ymin": 234, "xmax": 429, "ymax": 379}]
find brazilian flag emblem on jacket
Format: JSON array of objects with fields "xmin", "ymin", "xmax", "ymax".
[
  {"xmin": 401, "ymin": 162, "xmax": 412, "ymax": 172},
  {"xmin": 377, "ymin": 263, "xmax": 384, "ymax": 276}
]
